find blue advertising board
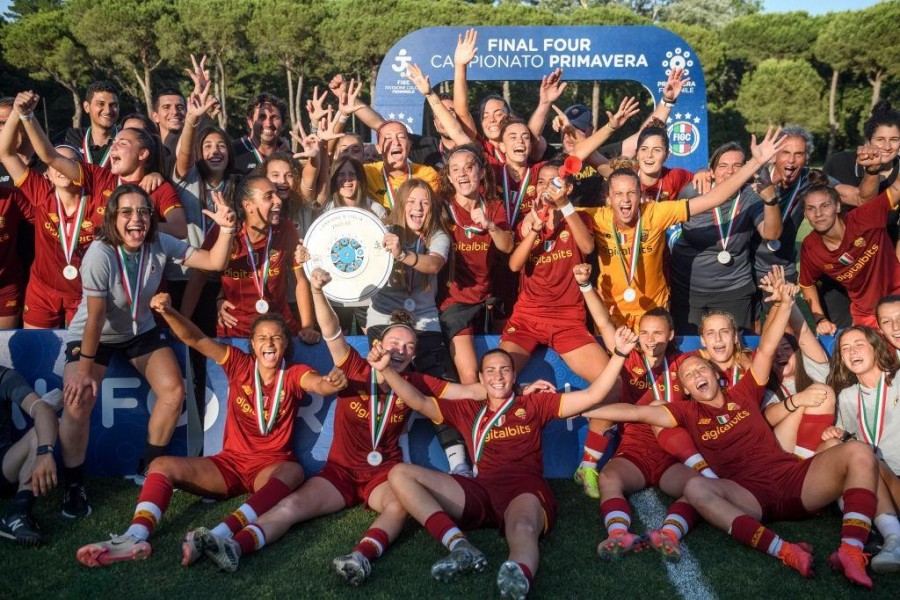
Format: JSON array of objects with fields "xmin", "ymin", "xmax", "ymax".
[{"xmin": 374, "ymin": 26, "xmax": 709, "ymax": 171}]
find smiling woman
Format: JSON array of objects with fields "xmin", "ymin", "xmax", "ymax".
[{"xmin": 59, "ymin": 184, "xmax": 236, "ymax": 519}]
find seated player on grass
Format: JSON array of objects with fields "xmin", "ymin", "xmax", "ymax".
[
  {"xmin": 579, "ymin": 269, "xmax": 884, "ymax": 589},
  {"xmin": 383, "ymin": 327, "xmax": 640, "ymax": 600},
  {"xmin": 75, "ymin": 294, "xmax": 346, "ymax": 567},
  {"xmin": 0, "ymin": 366, "xmax": 60, "ymax": 546}
]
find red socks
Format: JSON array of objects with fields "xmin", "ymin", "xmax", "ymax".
[
  {"xmin": 354, "ymin": 527, "xmax": 390, "ymax": 561},
  {"xmin": 841, "ymin": 488, "xmax": 876, "ymax": 548},
  {"xmin": 661, "ymin": 501, "xmax": 700, "ymax": 540},
  {"xmin": 221, "ymin": 478, "xmax": 292, "ymax": 535},
  {"xmin": 424, "ymin": 511, "xmax": 465, "ymax": 549},
  {"xmin": 730, "ymin": 515, "xmax": 783, "ymax": 556},
  {"xmin": 131, "ymin": 473, "xmax": 174, "ymax": 533},
  {"xmin": 600, "ymin": 497, "xmax": 632, "ymax": 535}
]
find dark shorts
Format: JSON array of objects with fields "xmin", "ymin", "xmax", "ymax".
[
  {"xmin": 0, "ymin": 443, "xmax": 17, "ymax": 495},
  {"xmin": 65, "ymin": 328, "xmax": 170, "ymax": 367},
  {"xmin": 453, "ymin": 473, "xmax": 557, "ymax": 534},
  {"xmin": 312, "ymin": 461, "xmax": 393, "ymax": 510},
  {"xmin": 744, "ymin": 458, "xmax": 815, "ymax": 522},
  {"xmin": 439, "ymin": 301, "xmax": 492, "ymax": 340},
  {"xmin": 501, "ymin": 312, "xmax": 598, "ymax": 356},
  {"xmin": 208, "ymin": 449, "xmax": 298, "ymax": 498},
  {"xmin": 674, "ymin": 280, "xmax": 757, "ymax": 335},
  {"xmin": 614, "ymin": 441, "xmax": 677, "ymax": 488}
]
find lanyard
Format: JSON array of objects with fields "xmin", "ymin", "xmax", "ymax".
[
  {"xmin": 643, "ymin": 356, "xmax": 673, "ymax": 403},
  {"xmin": 83, "ymin": 126, "xmax": 117, "ymax": 167},
  {"xmin": 200, "ymin": 180, "xmax": 224, "ymax": 234},
  {"xmin": 56, "ymin": 191, "xmax": 88, "ymax": 267},
  {"xmin": 502, "ymin": 166, "xmax": 531, "ymax": 225},
  {"xmin": 244, "ymin": 227, "xmax": 273, "ymax": 303},
  {"xmin": 448, "ymin": 199, "xmax": 487, "ymax": 238},
  {"xmin": 404, "ymin": 237, "xmax": 424, "ymax": 297},
  {"xmin": 254, "ymin": 360, "xmax": 286, "ymax": 435},
  {"xmin": 857, "ymin": 373, "xmax": 888, "ymax": 449},
  {"xmin": 611, "ymin": 212, "xmax": 642, "ymax": 288},
  {"xmin": 471, "ymin": 393, "xmax": 517, "ymax": 470},
  {"xmin": 369, "ymin": 370, "xmax": 398, "ymax": 452},
  {"xmin": 242, "ymin": 137, "xmax": 263, "ymax": 165},
  {"xmin": 777, "ymin": 173, "xmax": 805, "ymax": 225},
  {"xmin": 382, "ymin": 162, "xmax": 413, "ymax": 209},
  {"xmin": 115, "ymin": 245, "xmax": 148, "ymax": 335},
  {"xmin": 712, "ymin": 192, "xmax": 742, "ymax": 252}
]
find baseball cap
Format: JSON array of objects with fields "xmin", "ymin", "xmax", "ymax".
[{"xmin": 563, "ymin": 104, "xmax": 593, "ymax": 133}]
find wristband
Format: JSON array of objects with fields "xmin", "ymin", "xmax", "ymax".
[
  {"xmin": 397, "ymin": 250, "xmax": 408, "ymax": 263},
  {"xmin": 78, "ymin": 352, "xmax": 96, "ymax": 360},
  {"xmin": 578, "ymin": 282, "xmax": 593, "ymax": 293},
  {"xmin": 661, "ymin": 99, "xmax": 676, "ymax": 108},
  {"xmin": 814, "ymin": 315, "xmax": 828, "ymax": 325},
  {"xmin": 409, "ymin": 252, "xmax": 419, "ymax": 267},
  {"xmin": 36, "ymin": 445, "xmax": 55, "ymax": 456},
  {"xmin": 840, "ymin": 430, "xmax": 857, "ymax": 443},
  {"xmin": 220, "ymin": 226, "xmax": 236, "ymax": 235},
  {"xmin": 605, "ymin": 122, "xmax": 617, "ymax": 132},
  {"xmin": 530, "ymin": 226, "xmax": 542, "ymax": 234},
  {"xmin": 613, "ymin": 348, "xmax": 629, "ymax": 359},
  {"xmin": 560, "ymin": 202, "xmax": 576, "ymax": 217},
  {"xmin": 763, "ymin": 197, "xmax": 779, "ymax": 206},
  {"xmin": 864, "ymin": 167, "xmax": 881, "ymax": 175},
  {"xmin": 338, "ymin": 114, "xmax": 350, "ymax": 124},
  {"xmin": 18, "ymin": 112, "xmax": 34, "ymax": 122},
  {"xmin": 785, "ymin": 396, "xmax": 797, "ymax": 413},
  {"xmin": 323, "ymin": 329, "xmax": 343, "ymax": 342}
]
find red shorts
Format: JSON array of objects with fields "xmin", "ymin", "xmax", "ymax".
[
  {"xmin": 313, "ymin": 460, "xmax": 393, "ymax": 509},
  {"xmin": 501, "ymin": 311, "xmax": 597, "ymax": 356},
  {"xmin": 453, "ymin": 473, "xmax": 557, "ymax": 534},
  {"xmin": 23, "ymin": 277, "xmax": 81, "ymax": 328},
  {"xmin": 0, "ymin": 282, "xmax": 22, "ymax": 318},
  {"xmin": 742, "ymin": 459, "xmax": 815, "ymax": 522},
  {"xmin": 208, "ymin": 449, "xmax": 297, "ymax": 498},
  {"xmin": 614, "ymin": 437, "xmax": 677, "ymax": 488}
]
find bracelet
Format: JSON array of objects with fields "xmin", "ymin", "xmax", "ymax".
[
  {"xmin": 864, "ymin": 167, "xmax": 881, "ymax": 175},
  {"xmin": 814, "ymin": 315, "xmax": 828, "ymax": 325},
  {"xmin": 425, "ymin": 91, "xmax": 436, "ymax": 98},
  {"xmin": 772, "ymin": 302, "xmax": 782, "ymax": 307},
  {"xmin": 785, "ymin": 396, "xmax": 798, "ymax": 413},
  {"xmin": 560, "ymin": 202, "xmax": 576, "ymax": 217},
  {"xmin": 397, "ymin": 250, "xmax": 408, "ymax": 263},
  {"xmin": 408, "ymin": 252, "xmax": 419, "ymax": 267},
  {"xmin": 763, "ymin": 197, "xmax": 779, "ymax": 206},
  {"xmin": 605, "ymin": 122, "xmax": 617, "ymax": 132},
  {"xmin": 530, "ymin": 226, "xmax": 542, "ymax": 234},
  {"xmin": 578, "ymin": 282, "xmax": 593, "ymax": 292},
  {"xmin": 613, "ymin": 348, "xmax": 629, "ymax": 359},
  {"xmin": 78, "ymin": 352, "xmax": 96, "ymax": 360},
  {"xmin": 338, "ymin": 114, "xmax": 350, "ymax": 124},
  {"xmin": 323, "ymin": 329, "xmax": 343, "ymax": 342},
  {"xmin": 220, "ymin": 226, "xmax": 236, "ymax": 235},
  {"xmin": 186, "ymin": 120, "xmax": 198, "ymax": 129},
  {"xmin": 36, "ymin": 445, "xmax": 54, "ymax": 456},
  {"xmin": 19, "ymin": 112, "xmax": 34, "ymax": 122},
  {"xmin": 661, "ymin": 99, "xmax": 676, "ymax": 108}
]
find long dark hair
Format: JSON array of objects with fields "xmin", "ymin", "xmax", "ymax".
[
  {"xmin": 828, "ymin": 326, "xmax": 900, "ymax": 392},
  {"xmin": 99, "ymin": 184, "xmax": 158, "ymax": 246},
  {"xmin": 329, "ymin": 156, "xmax": 368, "ymax": 209}
]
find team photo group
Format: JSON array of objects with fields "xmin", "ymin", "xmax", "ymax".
[{"xmin": 1, "ymin": 19, "xmax": 900, "ymax": 600}]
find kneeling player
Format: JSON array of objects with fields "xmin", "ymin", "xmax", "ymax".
[{"xmin": 76, "ymin": 295, "xmax": 344, "ymax": 567}]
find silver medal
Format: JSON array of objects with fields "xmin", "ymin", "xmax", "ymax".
[
  {"xmin": 63, "ymin": 265, "xmax": 79, "ymax": 280},
  {"xmin": 255, "ymin": 299, "xmax": 270, "ymax": 314},
  {"xmin": 766, "ymin": 240, "xmax": 781, "ymax": 252},
  {"xmin": 367, "ymin": 450, "xmax": 383, "ymax": 466},
  {"xmin": 623, "ymin": 287, "xmax": 637, "ymax": 303},
  {"xmin": 717, "ymin": 250, "xmax": 732, "ymax": 265}
]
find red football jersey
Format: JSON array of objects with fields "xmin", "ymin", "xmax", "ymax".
[
  {"xmin": 512, "ymin": 211, "xmax": 593, "ymax": 320},
  {"xmin": 491, "ymin": 162, "xmax": 545, "ymax": 226},
  {"xmin": 622, "ymin": 349, "xmax": 686, "ymax": 404},
  {"xmin": 641, "ymin": 167, "xmax": 693, "ymax": 204},
  {"xmin": 799, "ymin": 192, "xmax": 900, "ymax": 322},
  {"xmin": 662, "ymin": 373, "xmax": 803, "ymax": 488},
  {"xmin": 219, "ymin": 346, "xmax": 314, "ymax": 456},
  {"xmin": 78, "ymin": 163, "xmax": 183, "ymax": 221},
  {"xmin": 441, "ymin": 198, "xmax": 511, "ymax": 308},
  {"xmin": 0, "ymin": 187, "xmax": 31, "ymax": 287},
  {"xmin": 617, "ymin": 387, "xmax": 679, "ymax": 466},
  {"xmin": 327, "ymin": 348, "xmax": 448, "ymax": 472},
  {"xmin": 433, "ymin": 391, "xmax": 561, "ymax": 481},
  {"xmin": 204, "ymin": 221, "xmax": 300, "ymax": 337},
  {"xmin": 15, "ymin": 169, "xmax": 105, "ymax": 295}
]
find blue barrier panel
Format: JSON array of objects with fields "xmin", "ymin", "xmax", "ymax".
[
  {"xmin": 1, "ymin": 330, "xmax": 189, "ymax": 476},
  {"xmin": 374, "ymin": 26, "xmax": 709, "ymax": 172}
]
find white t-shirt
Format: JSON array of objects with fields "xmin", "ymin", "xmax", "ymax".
[{"xmin": 836, "ymin": 371, "xmax": 900, "ymax": 474}]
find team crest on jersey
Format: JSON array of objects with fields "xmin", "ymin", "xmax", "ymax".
[
  {"xmin": 633, "ymin": 366, "xmax": 645, "ymax": 376},
  {"xmin": 83, "ymin": 221, "xmax": 92, "ymax": 229},
  {"xmin": 506, "ymin": 326, "xmax": 516, "ymax": 333},
  {"xmin": 103, "ymin": 190, "xmax": 112, "ymax": 197},
  {"xmin": 526, "ymin": 185, "xmax": 536, "ymax": 196},
  {"xmin": 97, "ymin": 207, "xmax": 106, "ymax": 215},
  {"xmin": 853, "ymin": 237, "xmax": 866, "ymax": 247},
  {"xmin": 838, "ymin": 252, "xmax": 854, "ymax": 266},
  {"xmin": 497, "ymin": 415, "xmax": 506, "ymax": 427},
  {"xmin": 515, "ymin": 408, "xmax": 527, "ymax": 419},
  {"xmin": 698, "ymin": 417, "xmax": 711, "ymax": 425},
  {"xmin": 242, "ymin": 385, "xmax": 253, "ymax": 396},
  {"xmin": 559, "ymin": 230, "xmax": 570, "ymax": 243},
  {"xmin": 49, "ymin": 213, "xmax": 60, "ymax": 224},
  {"xmin": 825, "ymin": 263, "xmax": 833, "ymax": 271},
  {"xmin": 716, "ymin": 414, "xmax": 729, "ymax": 425},
  {"xmin": 727, "ymin": 403, "xmax": 737, "ymax": 411}
]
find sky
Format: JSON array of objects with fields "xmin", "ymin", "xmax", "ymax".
[{"xmin": 0, "ymin": 0, "xmax": 887, "ymax": 16}]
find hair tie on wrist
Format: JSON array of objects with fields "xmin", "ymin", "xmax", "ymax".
[{"xmin": 613, "ymin": 348, "xmax": 629, "ymax": 359}]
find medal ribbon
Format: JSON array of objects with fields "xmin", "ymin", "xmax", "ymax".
[
  {"xmin": 382, "ymin": 161, "xmax": 413, "ymax": 209},
  {"xmin": 643, "ymin": 356, "xmax": 672, "ymax": 403},
  {"xmin": 254, "ymin": 359, "xmax": 286, "ymax": 435},
  {"xmin": 780, "ymin": 382, "xmax": 793, "ymax": 400},
  {"xmin": 611, "ymin": 211, "xmax": 642, "ymax": 289},
  {"xmin": 857, "ymin": 373, "xmax": 888, "ymax": 448},
  {"xmin": 242, "ymin": 137, "xmax": 263, "ymax": 165},
  {"xmin": 448, "ymin": 199, "xmax": 487, "ymax": 238},
  {"xmin": 369, "ymin": 370, "xmax": 398, "ymax": 452},
  {"xmin": 244, "ymin": 227, "xmax": 273, "ymax": 304},
  {"xmin": 404, "ymin": 237, "xmax": 424, "ymax": 297},
  {"xmin": 115, "ymin": 245, "xmax": 148, "ymax": 335},
  {"xmin": 778, "ymin": 173, "xmax": 805, "ymax": 225},
  {"xmin": 83, "ymin": 126, "xmax": 117, "ymax": 167},
  {"xmin": 471, "ymin": 393, "xmax": 517, "ymax": 468},
  {"xmin": 712, "ymin": 192, "xmax": 742, "ymax": 253},
  {"xmin": 502, "ymin": 167, "xmax": 531, "ymax": 225},
  {"xmin": 56, "ymin": 191, "xmax": 88, "ymax": 268},
  {"xmin": 200, "ymin": 181, "xmax": 224, "ymax": 234},
  {"xmin": 730, "ymin": 365, "xmax": 741, "ymax": 387}
]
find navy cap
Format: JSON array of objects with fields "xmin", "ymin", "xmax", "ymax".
[{"xmin": 563, "ymin": 104, "xmax": 593, "ymax": 133}]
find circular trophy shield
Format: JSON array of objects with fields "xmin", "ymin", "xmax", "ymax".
[{"xmin": 303, "ymin": 208, "xmax": 393, "ymax": 303}]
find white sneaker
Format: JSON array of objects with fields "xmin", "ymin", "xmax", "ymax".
[
  {"xmin": 332, "ymin": 551, "xmax": 371, "ymax": 586},
  {"xmin": 76, "ymin": 534, "xmax": 151, "ymax": 567},
  {"xmin": 872, "ymin": 534, "xmax": 900, "ymax": 573},
  {"xmin": 204, "ymin": 531, "xmax": 241, "ymax": 573}
]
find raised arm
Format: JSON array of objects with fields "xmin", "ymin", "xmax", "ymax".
[
  {"xmin": 527, "ymin": 68, "xmax": 567, "ymax": 161},
  {"xmin": 621, "ymin": 68, "xmax": 689, "ymax": 157},
  {"xmin": 328, "ymin": 74, "xmax": 384, "ymax": 130},
  {"xmin": 181, "ymin": 190, "xmax": 236, "ymax": 271},
  {"xmin": 751, "ymin": 266, "xmax": 798, "ymax": 383},
  {"xmin": 688, "ymin": 127, "xmax": 785, "ymax": 217},
  {"xmin": 369, "ymin": 341, "xmax": 441, "ymax": 421},
  {"xmin": 13, "ymin": 91, "xmax": 81, "ymax": 183},
  {"xmin": 567, "ymin": 97, "xmax": 641, "ymax": 168},
  {"xmin": 175, "ymin": 81, "xmax": 216, "ymax": 179},
  {"xmin": 452, "ymin": 29, "xmax": 479, "ymax": 139},
  {"xmin": 404, "ymin": 64, "xmax": 473, "ymax": 146},
  {"xmin": 292, "ymin": 244, "xmax": 319, "ymax": 345},
  {"xmin": 759, "ymin": 269, "xmax": 828, "ymax": 364},
  {"xmin": 150, "ymin": 292, "xmax": 227, "ymax": 362},
  {"xmin": 307, "ymin": 266, "xmax": 353, "ymax": 363},
  {"xmin": 0, "ymin": 103, "xmax": 27, "ymax": 183},
  {"xmin": 573, "ymin": 263, "xmax": 617, "ymax": 349},
  {"xmin": 509, "ymin": 210, "xmax": 543, "ymax": 272}
]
